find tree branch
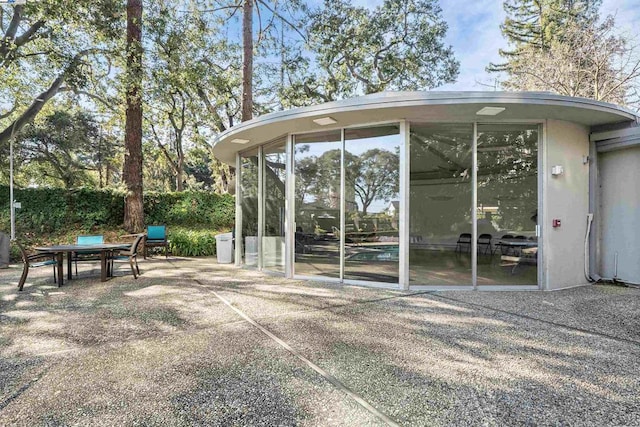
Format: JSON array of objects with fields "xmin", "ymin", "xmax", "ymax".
[{"xmin": 0, "ymin": 48, "xmax": 102, "ymax": 146}]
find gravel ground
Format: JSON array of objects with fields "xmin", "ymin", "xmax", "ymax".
[{"xmin": 1, "ymin": 257, "xmax": 639, "ymax": 426}]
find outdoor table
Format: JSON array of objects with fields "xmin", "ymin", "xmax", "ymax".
[
  {"xmin": 497, "ymin": 239, "xmax": 537, "ymax": 254},
  {"xmin": 34, "ymin": 243, "xmax": 131, "ymax": 286}
]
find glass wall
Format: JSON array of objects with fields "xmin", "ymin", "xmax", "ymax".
[
  {"xmin": 476, "ymin": 124, "xmax": 538, "ymax": 285},
  {"xmin": 344, "ymin": 125, "xmax": 400, "ymax": 283},
  {"xmin": 240, "ymin": 148, "xmax": 259, "ymax": 265},
  {"xmin": 238, "ymin": 120, "xmax": 539, "ymax": 288},
  {"xmin": 293, "ymin": 130, "xmax": 342, "ymax": 278},
  {"xmin": 263, "ymin": 139, "xmax": 287, "ymax": 271},
  {"xmin": 409, "ymin": 124, "xmax": 473, "ymax": 285}
]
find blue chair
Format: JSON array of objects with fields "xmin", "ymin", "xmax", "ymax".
[
  {"xmin": 145, "ymin": 225, "xmax": 168, "ymax": 258},
  {"xmin": 73, "ymin": 235, "xmax": 104, "ymax": 276}
]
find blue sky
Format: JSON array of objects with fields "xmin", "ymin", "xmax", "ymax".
[{"xmin": 393, "ymin": 0, "xmax": 640, "ymax": 91}]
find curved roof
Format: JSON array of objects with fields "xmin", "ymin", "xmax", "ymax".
[{"xmin": 212, "ymin": 91, "xmax": 639, "ymax": 164}]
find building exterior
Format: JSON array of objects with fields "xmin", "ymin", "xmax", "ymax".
[{"xmin": 212, "ymin": 91, "xmax": 640, "ymax": 290}]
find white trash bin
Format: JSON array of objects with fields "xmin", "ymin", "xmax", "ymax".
[{"xmin": 215, "ymin": 232, "xmax": 234, "ymax": 264}]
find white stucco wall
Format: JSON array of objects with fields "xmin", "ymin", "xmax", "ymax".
[
  {"xmin": 598, "ymin": 146, "xmax": 640, "ymax": 282},
  {"xmin": 543, "ymin": 120, "xmax": 591, "ymax": 290}
]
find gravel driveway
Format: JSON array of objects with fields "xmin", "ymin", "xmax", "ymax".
[{"xmin": 1, "ymin": 257, "xmax": 638, "ymax": 426}]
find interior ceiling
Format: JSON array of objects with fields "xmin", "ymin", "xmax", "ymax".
[{"xmin": 213, "ymin": 93, "xmax": 638, "ymax": 165}]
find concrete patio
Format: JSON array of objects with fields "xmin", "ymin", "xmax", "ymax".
[{"xmin": 1, "ymin": 257, "xmax": 639, "ymax": 426}]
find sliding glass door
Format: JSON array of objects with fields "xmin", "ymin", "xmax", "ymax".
[
  {"xmin": 409, "ymin": 124, "xmax": 473, "ymax": 286},
  {"xmin": 239, "ymin": 148, "xmax": 259, "ymax": 266},
  {"xmin": 408, "ymin": 123, "xmax": 539, "ymax": 287},
  {"xmin": 343, "ymin": 125, "xmax": 400, "ymax": 283},
  {"xmin": 476, "ymin": 124, "xmax": 538, "ymax": 285},
  {"xmin": 293, "ymin": 131, "xmax": 342, "ymax": 279},
  {"xmin": 262, "ymin": 139, "xmax": 287, "ymax": 271},
  {"xmin": 292, "ymin": 125, "xmax": 401, "ymax": 284}
]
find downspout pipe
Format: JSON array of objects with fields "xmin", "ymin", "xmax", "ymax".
[{"xmin": 584, "ymin": 213, "xmax": 601, "ymax": 282}]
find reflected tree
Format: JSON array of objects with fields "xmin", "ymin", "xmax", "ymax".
[{"xmin": 353, "ymin": 149, "xmax": 399, "ymax": 215}]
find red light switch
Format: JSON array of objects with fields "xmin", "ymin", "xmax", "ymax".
[{"xmin": 552, "ymin": 219, "xmax": 561, "ymax": 228}]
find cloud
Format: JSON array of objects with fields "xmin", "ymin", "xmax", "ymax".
[
  {"xmin": 438, "ymin": 0, "xmax": 507, "ymax": 90},
  {"xmin": 600, "ymin": 0, "xmax": 640, "ymax": 43}
]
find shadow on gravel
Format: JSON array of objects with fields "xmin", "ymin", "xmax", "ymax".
[{"xmin": 173, "ymin": 365, "xmax": 303, "ymax": 426}]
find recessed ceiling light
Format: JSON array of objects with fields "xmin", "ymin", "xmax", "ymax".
[
  {"xmin": 476, "ymin": 107, "xmax": 506, "ymax": 116},
  {"xmin": 313, "ymin": 117, "xmax": 338, "ymax": 126},
  {"xmin": 230, "ymin": 138, "xmax": 250, "ymax": 144}
]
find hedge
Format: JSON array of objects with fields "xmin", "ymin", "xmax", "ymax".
[
  {"xmin": 168, "ymin": 227, "xmax": 219, "ymax": 257},
  {"xmin": 0, "ymin": 186, "xmax": 235, "ymax": 235}
]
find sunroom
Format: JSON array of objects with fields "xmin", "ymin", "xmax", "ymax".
[{"xmin": 211, "ymin": 91, "xmax": 638, "ymax": 290}]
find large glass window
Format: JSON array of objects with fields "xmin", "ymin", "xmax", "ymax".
[
  {"xmin": 409, "ymin": 124, "xmax": 473, "ymax": 285},
  {"xmin": 476, "ymin": 124, "xmax": 538, "ymax": 285},
  {"xmin": 293, "ymin": 131, "xmax": 342, "ymax": 278},
  {"xmin": 263, "ymin": 139, "xmax": 286, "ymax": 271},
  {"xmin": 240, "ymin": 148, "xmax": 259, "ymax": 265},
  {"xmin": 344, "ymin": 125, "xmax": 400, "ymax": 283},
  {"xmin": 243, "ymin": 120, "xmax": 539, "ymax": 289}
]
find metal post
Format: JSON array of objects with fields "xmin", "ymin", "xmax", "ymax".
[
  {"xmin": 235, "ymin": 153, "xmax": 243, "ymax": 266},
  {"xmin": 399, "ymin": 120, "xmax": 410, "ymax": 290},
  {"xmin": 257, "ymin": 145, "xmax": 264, "ymax": 270},
  {"xmin": 472, "ymin": 122, "xmax": 478, "ymax": 289},
  {"xmin": 9, "ymin": 122, "xmax": 16, "ymax": 241}
]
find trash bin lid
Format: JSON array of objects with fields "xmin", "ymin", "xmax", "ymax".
[{"xmin": 215, "ymin": 232, "xmax": 233, "ymax": 241}]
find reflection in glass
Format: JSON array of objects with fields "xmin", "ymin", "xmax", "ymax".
[
  {"xmin": 344, "ymin": 125, "xmax": 400, "ymax": 283},
  {"xmin": 294, "ymin": 131, "xmax": 342, "ymax": 278},
  {"xmin": 240, "ymin": 148, "xmax": 259, "ymax": 265},
  {"xmin": 477, "ymin": 124, "xmax": 538, "ymax": 285},
  {"xmin": 263, "ymin": 139, "xmax": 286, "ymax": 271},
  {"xmin": 409, "ymin": 123, "xmax": 473, "ymax": 285}
]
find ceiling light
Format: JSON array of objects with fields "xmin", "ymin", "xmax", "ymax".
[
  {"xmin": 313, "ymin": 117, "xmax": 338, "ymax": 126},
  {"xmin": 476, "ymin": 107, "xmax": 506, "ymax": 116},
  {"xmin": 230, "ymin": 138, "xmax": 250, "ymax": 144}
]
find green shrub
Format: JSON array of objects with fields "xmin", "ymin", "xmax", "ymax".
[
  {"xmin": 0, "ymin": 186, "xmax": 235, "ymax": 237},
  {"xmin": 144, "ymin": 191, "xmax": 235, "ymax": 228},
  {"xmin": 168, "ymin": 227, "xmax": 221, "ymax": 257}
]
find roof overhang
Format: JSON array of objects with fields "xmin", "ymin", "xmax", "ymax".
[{"xmin": 212, "ymin": 91, "xmax": 639, "ymax": 164}]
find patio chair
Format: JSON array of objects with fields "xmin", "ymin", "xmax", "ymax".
[
  {"xmin": 16, "ymin": 241, "xmax": 58, "ymax": 291},
  {"xmin": 478, "ymin": 233, "xmax": 493, "ymax": 255},
  {"xmin": 144, "ymin": 225, "xmax": 168, "ymax": 259},
  {"xmin": 455, "ymin": 233, "xmax": 472, "ymax": 254},
  {"xmin": 110, "ymin": 233, "xmax": 146, "ymax": 279},
  {"xmin": 72, "ymin": 235, "xmax": 104, "ymax": 277}
]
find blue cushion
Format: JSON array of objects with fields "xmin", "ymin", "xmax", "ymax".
[
  {"xmin": 77, "ymin": 235, "xmax": 104, "ymax": 245},
  {"xmin": 147, "ymin": 226, "xmax": 166, "ymax": 241}
]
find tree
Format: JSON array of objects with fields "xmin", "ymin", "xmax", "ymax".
[
  {"xmin": 281, "ymin": 0, "xmax": 459, "ymax": 106},
  {"xmin": 0, "ymin": 1, "xmax": 122, "ymax": 147},
  {"xmin": 488, "ymin": 0, "xmax": 601, "ymax": 72},
  {"xmin": 17, "ymin": 110, "xmax": 99, "ymax": 189},
  {"xmin": 354, "ymin": 149, "xmax": 399, "ymax": 215},
  {"xmin": 500, "ymin": 16, "xmax": 640, "ymax": 107},
  {"xmin": 123, "ymin": 0, "xmax": 144, "ymax": 232}
]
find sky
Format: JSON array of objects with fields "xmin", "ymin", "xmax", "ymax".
[{"xmin": 422, "ymin": 0, "xmax": 640, "ymax": 91}]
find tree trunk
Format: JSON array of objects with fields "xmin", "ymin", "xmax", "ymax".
[
  {"xmin": 241, "ymin": 0, "xmax": 253, "ymax": 122},
  {"xmin": 176, "ymin": 157, "xmax": 184, "ymax": 191},
  {"xmin": 123, "ymin": 0, "xmax": 144, "ymax": 233}
]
